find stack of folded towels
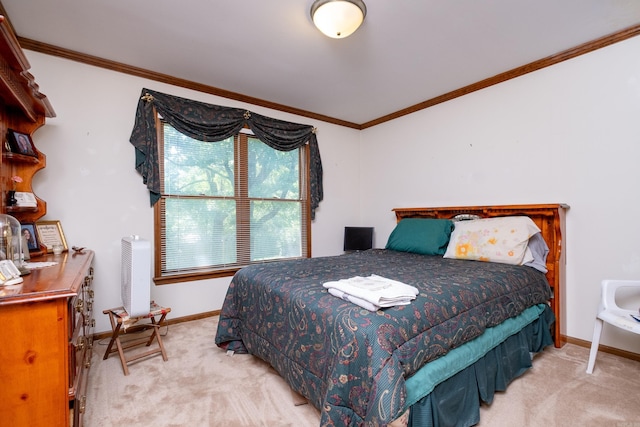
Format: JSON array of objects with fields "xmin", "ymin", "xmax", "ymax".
[{"xmin": 323, "ymin": 274, "xmax": 419, "ymax": 311}]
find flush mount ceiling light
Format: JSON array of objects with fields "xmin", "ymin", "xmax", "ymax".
[{"xmin": 310, "ymin": 0, "xmax": 367, "ymax": 39}]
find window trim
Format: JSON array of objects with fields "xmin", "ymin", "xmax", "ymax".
[{"xmin": 153, "ymin": 120, "xmax": 312, "ymax": 285}]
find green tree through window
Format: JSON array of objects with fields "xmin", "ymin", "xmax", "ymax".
[{"xmin": 156, "ymin": 123, "xmax": 309, "ymax": 283}]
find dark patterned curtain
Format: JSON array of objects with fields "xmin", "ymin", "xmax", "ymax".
[{"xmin": 129, "ymin": 88, "xmax": 323, "ymax": 218}]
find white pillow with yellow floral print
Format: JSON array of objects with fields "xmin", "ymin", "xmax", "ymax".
[{"xmin": 443, "ymin": 216, "xmax": 540, "ymax": 265}]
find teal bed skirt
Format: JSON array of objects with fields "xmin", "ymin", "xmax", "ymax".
[{"xmin": 406, "ymin": 303, "xmax": 555, "ymax": 427}]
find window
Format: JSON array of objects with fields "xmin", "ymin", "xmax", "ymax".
[{"xmin": 154, "ymin": 121, "xmax": 310, "ymax": 284}]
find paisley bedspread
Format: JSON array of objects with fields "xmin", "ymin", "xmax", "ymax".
[{"xmin": 214, "ymin": 249, "xmax": 551, "ymax": 426}]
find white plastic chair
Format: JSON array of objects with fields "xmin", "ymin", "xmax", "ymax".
[{"xmin": 586, "ymin": 279, "xmax": 640, "ymax": 374}]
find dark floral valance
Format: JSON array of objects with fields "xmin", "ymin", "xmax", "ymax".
[{"xmin": 129, "ymin": 88, "xmax": 323, "ymax": 218}]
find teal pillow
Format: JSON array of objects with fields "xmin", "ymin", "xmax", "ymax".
[{"xmin": 385, "ymin": 218, "xmax": 454, "ymax": 256}]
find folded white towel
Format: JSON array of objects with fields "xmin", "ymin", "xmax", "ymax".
[
  {"xmin": 327, "ymin": 288, "xmax": 381, "ymax": 311},
  {"xmin": 323, "ymin": 274, "xmax": 419, "ymax": 310}
]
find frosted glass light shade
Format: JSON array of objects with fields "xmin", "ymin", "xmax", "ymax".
[{"xmin": 311, "ymin": 0, "xmax": 366, "ymax": 39}]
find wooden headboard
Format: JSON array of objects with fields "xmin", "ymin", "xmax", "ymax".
[{"xmin": 393, "ymin": 203, "xmax": 569, "ymax": 348}]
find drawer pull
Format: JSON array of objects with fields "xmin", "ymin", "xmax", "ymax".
[
  {"xmin": 76, "ymin": 336, "xmax": 85, "ymax": 352},
  {"xmin": 84, "ymin": 274, "xmax": 93, "ymax": 287}
]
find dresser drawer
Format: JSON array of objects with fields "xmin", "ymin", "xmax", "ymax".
[
  {"xmin": 70, "ymin": 264, "xmax": 95, "ymax": 425},
  {"xmin": 69, "ymin": 316, "xmax": 87, "ymax": 396},
  {"xmin": 73, "ymin": 353, "xmax": 91, "ymax": 427}
]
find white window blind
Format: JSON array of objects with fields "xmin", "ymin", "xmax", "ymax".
[{"xmin": 156, "ymin": 122, "xmax": 309, "ymax": 281}]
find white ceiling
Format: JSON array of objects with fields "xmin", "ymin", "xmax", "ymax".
[{"xmin": 3, "ymin": 0, "xmax": 640, "ymax": 126}]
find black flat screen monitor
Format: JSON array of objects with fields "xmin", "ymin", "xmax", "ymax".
[{"xmin": 343, "ymin": 226, "xmax": 374, "ymax": 252}]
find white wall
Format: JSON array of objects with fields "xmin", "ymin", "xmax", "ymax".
[
  {"xmin": 360, "ymin": 35, "xmax": 640, "ymax": 354},
  {"xmin": 25, "ymin": 51, "xmax": 361, "ymax": 334},
  {"xmin": 24, "ymin": 34, "xmax": 640, "ymax": 354}
]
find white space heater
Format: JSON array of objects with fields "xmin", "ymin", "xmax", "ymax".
[{"xmin": 121, "ymin": 235, "xmax": 151, "ymax": 316}]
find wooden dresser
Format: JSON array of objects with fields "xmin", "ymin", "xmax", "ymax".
[{"xmin": 0, "ymin": 250, "xmax": 95, "ymax": 427}]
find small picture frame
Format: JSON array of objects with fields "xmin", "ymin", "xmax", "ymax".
[
  {"xmin": 7, "ymin": 129, "xmax": 37, "ymax": 157},
  {"xmin": 21, "ymin": 223, "xmax": 40, "ymax": 251},
  {"xmin": 35, "ymin": 220, "xmax": 68, "ymax": 253}
]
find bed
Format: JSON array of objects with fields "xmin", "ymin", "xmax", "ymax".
[{"xmin": 215, "ymin": 203, "xmax": 568, "ymax": 426}]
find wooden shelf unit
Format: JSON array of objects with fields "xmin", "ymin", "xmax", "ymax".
[{"xmin": 0, "ymin": 10, "xmax": 55, "ymax": 223}]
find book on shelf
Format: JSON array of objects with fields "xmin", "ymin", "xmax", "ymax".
[{"xmin": 14, "ymin": 192, "xmax": 37, "ymax": 208}]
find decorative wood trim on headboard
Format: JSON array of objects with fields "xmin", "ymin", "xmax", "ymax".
[{"xmin": 392, "ymin": 203, "xmax": 570, "ymax": 348}]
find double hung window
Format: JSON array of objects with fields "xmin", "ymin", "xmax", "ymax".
[{"xmin": 155, "ymin": 121, "xmax": 309, "ymax": 283}]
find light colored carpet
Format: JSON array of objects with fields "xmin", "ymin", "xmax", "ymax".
[
  {"xmin": 85, "ymin": 316, "xmax": 640, "ymax": 426},
  {"xmin": 86, "ymin": 316, "xmax": 320, "ymax": 426},
  {"xmin": 479, "ymin": 341, "xmax": 640, "ymax": 426}
]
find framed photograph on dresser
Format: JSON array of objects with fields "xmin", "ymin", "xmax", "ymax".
[
  {"xmin": 35, "ymin": 220, "xmax": 68, "ymax": 253},
  {"xmin": 21, "ymin": 223, "xmax": 39, "ymax": 251},
  {"xmin": 7, "ymin": 129, "xmax": 37, "ymax": 157}
]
